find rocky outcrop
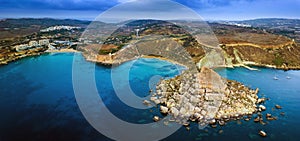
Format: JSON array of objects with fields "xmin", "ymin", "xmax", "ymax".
[
  {"xmin": 223, "ymin": 43, "xmax": 300, "ymax": 70},
  {"xmin": 0, "ymin": 47, "xmax": 47, "ymax": 65},
  {"xmin": 150, "ymin": 67, "xmax": 260, "ymax": 126}
]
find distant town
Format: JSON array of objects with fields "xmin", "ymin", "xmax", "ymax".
[{"xmin": 13, "ymin": 25, "xmax": 84, "ymax": 52}]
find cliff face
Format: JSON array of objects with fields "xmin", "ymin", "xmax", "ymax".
[
  {"xmin": 221, "ymin": 43, "xmax": 300, "ymax": 69},
  {"xmin": 209, "ymin": 23, "xmax": 300, "ymax": 69}
]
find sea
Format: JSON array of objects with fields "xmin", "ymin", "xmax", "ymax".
[{"xmin": 0, "ymin": 53, "xmax": 299, "ymax": 141}]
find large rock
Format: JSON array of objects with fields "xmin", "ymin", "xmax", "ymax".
[
  {"xmin": 160, "ymin": 106, "xmax": 169, "ymax": 114},
  {"xmin": 259, "ymin": 105, "xmax": 266, "ymax": 111},
  {"xmin": 153, "ymin": 116, "xmax": 160, "ymax": 122},
  {"xmin": 149, "ymin": 67, "xmax": 260, "ymax": 127},
  {"xmin": 170, "ymin": 107, "xmax": 179, "ymax": 117},
  {"xmin": 275, "ymin": 104, "xmax": 282, "ymax": 109},
  {"xmin": 259, "ymin": 130, "xmax": 267, "ymax": 137},
  {"xmin": 143, "ymin": 100, "xmax": 151, "ymax": 106}
]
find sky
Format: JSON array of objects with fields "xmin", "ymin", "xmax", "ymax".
[{"xmin": 0, "ymin": 0, "xmax": 299, "ymax": 21}]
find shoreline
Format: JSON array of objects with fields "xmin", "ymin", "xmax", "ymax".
[
  {"xmin": 45, "ymin": 48, "xmax": 79, "ymax": 53},
  {"xmin": 0, "ymin": 48, "xmax": 79, "ymax": 66},
  {"xmin": 81, "ymin": 53, "xmax": 190, "ymax": 68},
  {"xmin": 215, "ymin": 62, "xmax": 300, "ymax": 71},
  {"xmin": 140, "ymin": 55, "xmax": 189, "ymax": 69},
  {"xmin": 2, "ymin": 50, "xmax": 300, "ymax": 71}
]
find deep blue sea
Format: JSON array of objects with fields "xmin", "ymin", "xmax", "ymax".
[{"xmin": 0, "ymin": 53, "xmax": 299, "ymax": 141}]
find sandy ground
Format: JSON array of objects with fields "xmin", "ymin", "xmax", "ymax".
[{"xmin": 46, "ymin": 48, "xmax": 79, "ymax": 53}]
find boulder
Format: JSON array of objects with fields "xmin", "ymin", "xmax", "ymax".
[
  {"xmin": 153, "ymin": 116, "xmax": 160, "ymax": 122},
  {"xmin": 255, "ymin": 88, "xmax": 259, "ymax": 94},
  {"xmin": 154, "ymin": 99, "xmax": 161, "ymax": 104},
  {"xmin": 267, "ymin": 116, "xmax": 277, "ymax": 121},
  {"xmin": 209, "ymin": 119, "xmax": 216, "ymax": 125},
  {"xmin": 210, "ymin": 124, "xmax": 217, "ymax": 128},
  {"xmin": 190, "ymin": 96, "xmax": 198, "ymax": 103},
  {"xmin": 259, "ymin": 130, "xmax": 267, "ymax": 137},
  {"xmin": 275, "ymin": 105, "xmax": 282, "ymax": 109},
  {"xmin": 254, "ymin": 117, "xmax": 260, "ymax": 122},
  {"xmin": 244, "ymin": 118, "xmax": 250, "ymax": 121},
  {"xmin": 150, "ymin": 96, "xmax": 157, "ymax": 102},
  {"xmin": 259, "ymin": 105, "xmax": 266, "ymax": 111},
  {"xmin": 257, "ymin": 98, "xmax": 266, "ymax": 104},
  {"xmin": 201, "ymin": 110, "xmax": 207, "ymax": 116},
  {"xmin": 179, "ymin": 108, "xmax": 187, "ymax": 115},
  {"xmin": 170, "ymin": 107, "xmax": 179, "ymax": 117},
  {"xmin": 194, "ymin": 113, "xmax": 201, "ymax": 119},
  {"xmin": 186, "ymin": 127, "xmax": 190, "ymax": 131},
  {"xmin": 160, "ymin": 106, "xmax": 169, "ymax": 114},
  {"xmin": 143, "ymin": 100, "xmax": 151, "ymax": 106},
  {"xmin": 194, "ymin": 107, "xmax": 201, "ymax": 113},
  {"xmin": 218, "ymin": 120, "xmax": 225, "ymax": 126}
]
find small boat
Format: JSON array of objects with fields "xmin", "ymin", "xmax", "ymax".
[
  {"xmin": 286, "ymin": 76, "xmax": 291, "ymax": 79},
  {"xmin": 273, "ymin": 76, "xmax": 279, "ymax": 80}
]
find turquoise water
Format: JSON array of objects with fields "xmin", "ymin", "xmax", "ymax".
[{"xmin": 0, "ymin": 53, "xmax": 299, "ymax": 141}]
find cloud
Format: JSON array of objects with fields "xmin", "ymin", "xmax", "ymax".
[
  {"xmin": 173, "ymin": 0, "xmax": 254, "ymax": 9},
  {"xmin": 197, "ymin": 0, "xmax": 300, "ymax": 20},
  {"xmin": 0, "ymin": 0, "xmax": 119, "ymax": 10},
  {"xmin": 117, "ymin": 0, "xmax": 137, "ymax": 3},
  {"xmin": 98, "ymin": 0, "xmax": 204, "ymax": 22},
  {"xmin": 0, "ymin": 0, "xmax": 299, "ymax": 20}
]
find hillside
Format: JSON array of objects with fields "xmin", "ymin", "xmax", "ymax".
[
  {"xmin": 233, "ymin": 18, "xmax": 300, "ymax": 43},
  {"xmin": 0, "ymin": 18, "xmax": 299, "ymax": 69},
  {"xmin": 210, "ymin": 23, "xmax": 300, "ymax": 69},
  {"xmin": 0, "ymin": 18, "xmax": 90, "ymax": 39},
  {"xmin": 81, "ymin": 19, "xmax": 300, "ymax": 70}
]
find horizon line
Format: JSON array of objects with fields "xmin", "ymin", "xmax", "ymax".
[{"xmin": 1, "ymin": 17, "xmax": 300, "ymax": 22}]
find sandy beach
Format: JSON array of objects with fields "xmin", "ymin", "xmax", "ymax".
[{"xmin": 46, "ymin": 48, "xmax": 79, "ymax": 53}]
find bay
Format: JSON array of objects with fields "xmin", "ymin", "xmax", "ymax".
[{"xmin": 0, "ymin": 53, "xmax": 299, "ymax": 141}]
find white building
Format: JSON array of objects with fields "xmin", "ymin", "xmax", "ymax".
[
  {"xmin": 47, "ymin": 44, "xmax": 56, "ymax": 50},
  {"xmin": 40, "ymin": 26, "xmax": 81, "ymax": 32},
  {"xmin": 15, "ymin": 44, "xmax": 31, "ymax": 52},
  {"xmin": 29, "ymin": 41, "xmax": 39, "ymax": 47},
  {"xmin": 39, "ymin": 39, "xmax": 50, "ymax": 46}
]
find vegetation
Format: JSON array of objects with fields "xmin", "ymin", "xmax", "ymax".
[{"xmin": 273, "ymin": 55, "xmax": 284, "ymax": 66}]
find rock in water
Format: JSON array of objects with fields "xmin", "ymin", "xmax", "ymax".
[
  {"xmin": 143, "ymin": 100, "xmax": 151, "ymax": 106},
  {"xmin": 254, "ymin": 117, "xmax": 260, "ymax": 122},
  {"xmin": 218, "ymin": 130, "xmax": 224, "ymax": 134},
  {"xmin": 186, "ymin": 127, "xmax": 190, "ymax": 131},
  {"xmin": 160, "ymin": 106, "xmax": 169, "ymax": 114},
  {"xmin": 257, "ymin": 98, "xmax": 266, "ymax": 104},
  {"xmin": 267, "ymin": 116, "xmax": 277, "ymax": 121},
  {"xmin": 259, "ymin": 130, "xmax": 267, "ymax": 137},
  {"xmin": 218, "ymin": 120, "xmax": 225, "ymax": 126},
  {"xmin": 210, "ymin": 124, "xmax": 217, "ymax": 128},
  {"xmin": 259, "ymin": 105, "xmax": 266, "ymax": 111},
  {"xmin": 153, "ymin": 116, "xmax": 160, "ymax": 122},
  {"xmin": 275, "ymin": 105, "xmax": 282, "ymax": 109}
]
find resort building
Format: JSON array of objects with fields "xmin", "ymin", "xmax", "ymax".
[
  {"xmin": 29, "ymin": 41, "xmax": 39, "ymax": 47},
  {"xmin": 15, "ymin": 44, "xmax": 32, "ymax": 52},
  {"xmin": 39, "ymin": 39, "xmax": 50, "ymax": 46}
]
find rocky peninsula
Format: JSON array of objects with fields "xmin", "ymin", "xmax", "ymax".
[
  {"xmin": 0, "ymin": 47, "xmax": 47, "ymax": 65},
  {"xmin": 149, "ymin": 67, "xmax": 261, "ymax": 127}
]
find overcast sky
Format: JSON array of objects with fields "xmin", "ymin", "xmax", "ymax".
[{"xmin": 0, "ymin": 0, "xmax": 299, "ymax": 21}]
